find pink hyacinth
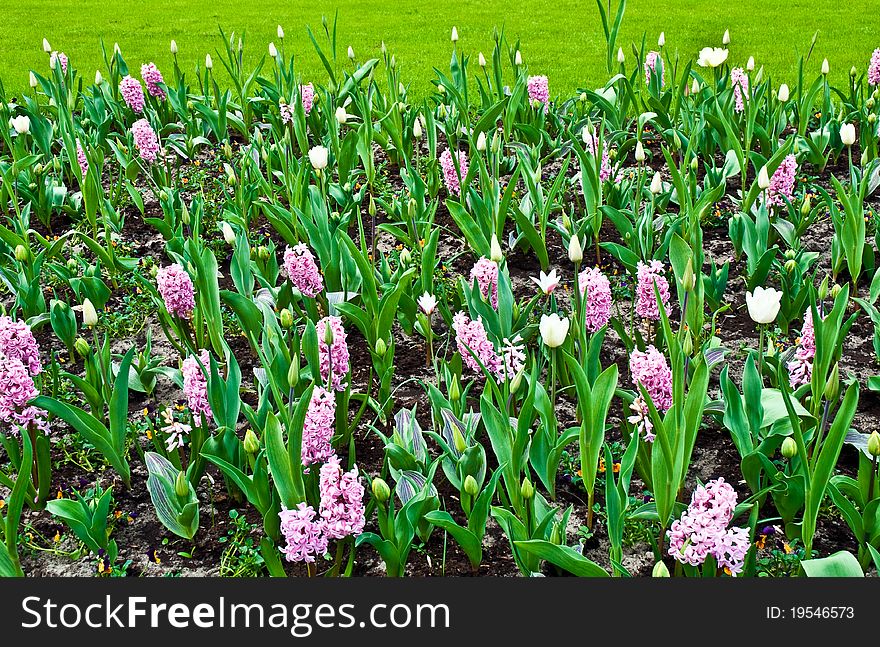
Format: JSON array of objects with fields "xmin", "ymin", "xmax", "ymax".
[
  {"xmin": 279, "ymin": 100, "xmax": 293, "ymax": 124},
  {"xmin": 582, "ymin": 132, "xmax": 613, "ymax": 183},
  {"xmin": 635, "ymin": 260, "xmax": 671, "ymax": 320},
  {"xmin": 667, "ymin": 478, "xmax": 749, "ymax": 576},
  {"xmin": 302, "ymin": 386, "xmax": 336, "ymax": 466},
  {"xmin": 439, "ymin": 149, "xmax": 468, "ymax": 195},
  {"xmin": 140, "ymin": 62, "xmax": 166, "ymax": 100},
  {"xmin": 283, "ymin": 244, "xmax": 324, "ymax": 298},
  {"xmin": 300, "ymin": 83, "xmax": 315, "ymax": 115},
  {"xmin": 470, "ymin": 257, "xmax": 499, "ymax": 309},
  {"xmin": 0, "ymin": 356, "xmax": 48, "ymax": 435},
  {"xmin": 787, "ymin": 308, "xmax": 815, "ymax": 388},
  {"xmin": 156, "ymin": 263, "xmax": 195, "ymax": 319},
  {"xmin": 869, "ymin": 49, "xmax": 880, "ymax": 86},
  {"xmin": 527, "ymin": 75, "xmax": 550, "ymax": 112},
  {"xmin": 578, "ymin": 267, "xmax": 612, "ymax": 333},
  {"xmin": 51, "ymin": 51, "xmax": 68, "ymax": 75},
  {"xmin": 0, "ymin": 316, "xmax": 42, "ymax": 376},
  {"xmin": 730, "ymin": 67, "xmax": 749, "ymax": 113},
  {"xmin": 452, "ymin": 311, "xmax": 503, "ymax": 377},
  {"xmin": 182, "ymin": 350, "xmax": 212, "ymax": 421},
  {"xmin": 629, "ymin": 345, "xmax": 673, "ymax": 413},
  {"xmin": 120, "ymin": 75, "xmax": 145, "ymax": 113},
  {"xmin": 131, "ymin": 118, "xmax": 160, "ymax": 163},
  {"xmin": 644, "ymin": 51, "xmax": 664, "ymax": 87},
  {"xmin": 317, "ymin": 316, "xmax": 350, "ymax": 391},
  {"xmin": 767, "ymin": 154, "xmax": 797, "ymax": 208},
  {"xmin": 76, "ymin": 139, "xmax": 88, "ymax": 178},
  {"xmin": 279, "ymin": 503, "xmax": 328, "ymax": 563},
  {"xmin": 319, "ymin": 455, "xmax": 366, "ymax": 540}
]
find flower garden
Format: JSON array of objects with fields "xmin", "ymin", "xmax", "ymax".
[{"xmin": 2, "ymin": 7, "xmax": 880, "ymax": 579}]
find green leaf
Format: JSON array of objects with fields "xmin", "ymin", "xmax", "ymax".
[
  {"xmin": 801, "ymin": 551, "xmax": 864, "ymax": 577},
  {"xmin": 513, "ymin": 540, "xmax": 609, "ymax": 577}
]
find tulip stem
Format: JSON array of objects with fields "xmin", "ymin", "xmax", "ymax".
[{"xmin": 757, "ymin": 324, "xmax": 765, "ymax": 385}]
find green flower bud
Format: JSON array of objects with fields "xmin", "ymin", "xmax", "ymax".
[
  {"xmin": 372, "ymin": 477, "xmax": 391, "ymax": 503},
  {"xmin": 818, "ymin": 276, "xmax": 829, "ymax": 301},
  {"xmin": 867, "ymin": 98, "xmax": 876, "ymax": 110},
  {"xmin": 785, "ymin": 259, "xmax": 798, "ymax": 273},
  {"xmin": 681, "ymin": 257, "xmax": 696, "ymax": 292},
  {"xmin": 74, "ymin": 337, "xmax": 90, "ymax": 357},
  {"xmin": 520, "ymin": 477, "xmax": 535, "ymax": 500},
  {"xmin": 400, "ymin": 248, "xmax": 411, "ymax": 266},
  {"xmin": 869, "ymin": 113, "xmax": 877, "ymax": 125},
  {"xmin": 175, "ymin": 470, "xmax": 189, "ymax": 498},
  {"xmin": 867, "ymin": 431, "xmax": 880, "ymax": 458},
  {"xmin": 287, "ymin": 354, "xmax": 300, "ymax": 389},
  {"xmin": 830, "ymin": 283, "xmax": 842, "ymax": 299},
  {"xmin": 652, "ymin": 560, "xmax": 671, "ymax": 577},
  {"xmin": 280, "ymin": 308, "xmax": 293, "ymax": 329},
  {"xmin": 243, "ymin": 429, "xmax": 260, "ymax": 454},
  {"xmin": 258, "ymin": 246, "xmax": 270, "ymax": 261},
  {"xmin": 452, "ymin": 425, "xmax": 468, "ymax": 454},
  {"xmin": 463, "ymin": 474, "xmax": 479, "ymax": 497},
  {"xmin": 824, "ymin": 363, "xmax": 839, "ymax": 402},
  {"xmin": 682, "ymin": 329, "xmax": 694, "ymax": 356},
  {"xmin": 781, "ymin": 436, "xmax": 798, "ymax": 459},
  {"xmin": 510, "ymin": 368, "xmax": 524, "ymax": 394},
  {"xmin": 449, "ymin": 375, "xmax": 460, "ymax": 402},
  {"xmin": 369, "ymin": 194, "xmax": 377, "ymax": 218},
  {"xmin": 14, "ymin": 245, "xmax": 28, "ymax": 262},
  {"xmin": 375, "ymin": 337, "xmax": 387, "ymax": 357}
]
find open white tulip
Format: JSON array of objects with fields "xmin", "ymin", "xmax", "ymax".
[
  {"xmin": 746, "ymin": 286, "xmax": 782, "ymax": 324},
  {"xmin": 530, "ymin": 269, "xmax": 560, "ymax": 295},
  {"xmin": 308, "ymin": 145, "xmax": 329, "ymax": 170},
  {"xmin": 697, "ymin": 47, "xmax": 729, "ymax": 68},
  {"xmin": 418, "ymin": 292, "xmax": 437, "ymax": 316},
  {"xmin": 10, "ymin": 115, "xmax": 30, "ymax": 135},
  {"xmin": 540, "ymin": 313, "xmax": 570, "ymax": 348},
  {"xmin": 335, "ymin": 106, "xmax": 348, "ymax": 125}
]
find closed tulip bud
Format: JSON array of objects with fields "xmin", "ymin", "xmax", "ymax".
[
  {"xmin": 824, "ymin": 363, "xmax": 839, "ymax": 402},
  {"xmin": 568, "ymin": 234, "xmax": 583, "ymax": 263},
  {"xmin": 478, "ymin": 52, "xmax": 486, "ymax": 67},
  {"xmin": 268, "ymin": 42, "xmax": 278, "ymax": 58},
  {"xmin": 510, "ymin": 368, "xmax": 524, "ymax": 394},
  {"xmin": 375, "ymin": 337, "xmax": 387, "ymax": 358},
  {"xmin": 821, "ymin": 58, "xmax": 829, "ymax": 75},
  {"xmin": 515, "ymin": 50, "xmax": 522, "ymax": 65},
  {"xmin": 635, "ymin": 141, "xmax": 646, "ymax": 163},
  {"xmin": 580, "ymin": 92, "xmax": 587, "ymax": 103},
  {"xmin": 287, "ymin": 354, "xmax": 300, "ymax": 388},
  {"xmin": 781, "ymin": 436, "xmax": 798, "ymax": 459},
  {"xmin": 539, "ymin": 313, "xmax": 570, "ymax": 348},
  {"xmin": 14, "ymin": 244, "xmax": 28, "ymax": 262},
  {"xmin": 476, "ymin": 131, "xmax": 487, "ymax": 151},
  {"xmin": 372, "ymin": 477, "xmax": 391, "ymax": 503},
  {"xmin": 205, "ymin": 54, "xmax": 213, "ymax": 70},
  {"xmin": 785, "ymin": 259, "xmax": 797, "ymax": 273},
  {"xmin": 82, "ymin": 298, "xmax": 98, "ymax": 328},
  {"xmin": 521, "ymin": 477, "xmax": 535, "ymax": 500},
  {"xmin": 400, "ymin": 248, "xmax": 411, "ymax": 266},
  {"xmin": 463, "ymin": 474, "xmax": 479, "ymax": 497},
  {"xmin": 778, "ymin": 83, "xmax": 789, "ymax": 102},
  {"xmin": 42, "ymin": 38, "xmax": 51, "ymax": 53},
  {"xmin": 369, "ymin": 194, "xmax": 377, "ymax": 217},
  {"xmin": 682, "ymin": 329, "xmax": 694, "ymax": 355},
  {"xmin": 221, "ymin": 221, "xmax": 235, "ymax": 245},
  {"xmin": 658, "ymin": 32, "xmax": 665, "ymax": 48},
  {"xmin": 682, "ymin": 258, "xmax": 696, "ymax": 292},
  {"xmin": 491, "ymin": 131, "xmax": 501, "ymax": 153},
  {"xmin": 451, "ymin": 26, "xmax": 458, "ymax": 42},
  {"xmin": 308, "ymin": 145, "xmax": 329, "ymax": 170},
  {"xmin": 830, "ymin": 283, "xmax": 842, "ymax": 299},
  {"xmin": 74, "ymin": 337, "xmax": 90, "ymax": 357},
  {"xmin": 691, "ymin": 78, "xmax": 700, "ymax": 95},
  {"xmin": 452, "ymin": 426, "xmax": 468, "ymax": 454},
  {"xmin": 840, "ymin": 122, "xmax": 856, "ymax": 146},
  {"xmin": 722, "ymin": 29, "xmax": 730, "ymax": 45},
  {"xmin": 650, "ymin": 171, "xmax": 663, "ymax": 194},
  {"xmin": 490, "ymin": 233, "xmax": 503, "ymax": 262},
  {"xmin": 29, "ymin": 71, "xmax": 37, "ymax": 88},
  {"xmin": 818, "ymin": 277, "xmax": 829, "ymax": 300},
  {"xmin": 690, "ymin": 155, "xmax": 699, "ymax": 171},
  {"xmin": 867, "ymin": 431, "xmax": 880, "ymax": 457},
  {"xmin": 867, "ymin": 98, "xmax": 875, "ymax": 110},
  {"xmin": 258, "ymin": 245, "xmax": 270, "ymax": 261},
  {"xmin": 348, "ymin": 46, "xmax": 355, "ymax": 61},
  {"xmin": 335, "ymin": 106, "xmax": 348, "ymax": 124},
  {"xmin": 801, "ymin": 194, "xmax": 811, "ymax": 216},
  {"xmin": 652, "ymin": 560, "xmax": 671, "ymax": 577},
  {"xmin": 862, "ymin": 149, "xmax": 869, "ymax": 166},
  {"xmin": 412, "ymin": 118, "xmax": 423, "ymax": 139},
  {"xmin": 175, "ymin": 471, "xmax": 189, "ymax": 498},
  {"xmin": 851, "ymin": 65, "xmax": 858, "ymax": 78},
  {"xmin": 279, "ymin": 308, "xmax": 293, "ymax": 329},
  {"xmin": 243, "ymin": 429, "xmax": 260, "ymax": 455},
  {"xmin": 757, "ymin": 165, "xmax": 770, "ymax": 190},
  {"xmin": 449, "ymin": 375, "xmax": 460, "ymax": 402},
  {"xmin": 323, "ymin": 320, "xmax": 335, "ymax": 345},
  {"xmin": 869, "ymin": 113, "xmax": 877, "ymax": 125},
  {"xmin": 276, "ymin": 25, "xmax": 285, "ymax": 40},
  {"xmin": 95, "ymin": 69, "xmax": 103, "ymax": 85},
  {"xmin": 617, "ymin": 47, "xmax": 625, "ymax": 64},
  {"xmin": 170, "ymin": 40, "xmax": 178, "ymax": 55}
]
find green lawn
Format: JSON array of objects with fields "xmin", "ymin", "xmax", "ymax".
[{"xmin": 1, "ymin": 1, "xmax": 877, "ymax": 98}]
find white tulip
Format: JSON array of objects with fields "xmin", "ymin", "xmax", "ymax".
[
  {"xmin": 691, "ymin": 78, "xmax": 700, "ymax": 95},
  {"xmin": 568, "ymin": 235, "xmax": 583, "ymax": 263},
  {"xmin": 29, "ymin": 72, "xmax": 37, "ymax": 88},
  {"xmin": 650, "ymin": 171, "xmax": 663, "ymax": 194},
  {"xmin": 95, "ymin": 70, "xmax": 103, "ymax": 85},
  {"xmin": 530, "ymin": 269, "xmax": 560, "ymax": 295},
  {"xmin": 335, "ymin": 106, "xmax": 348, "ymax": 125},
  {"xmin": 277, "ymin": 25, "xmax": 285, "ymax": 39},
  {"xmin": 478, "ymin": 52, "xmax": 486, "ymax": 67},
  {"xmin": 658, "ymin": 32, "xmax": 665, "ymax": 48},
  {"xmin": 170, "ymin": 40, "xmax": 178, "ymax": 55},
  {"xmin": 746, "ymin": 286, "xmax": 782, "ymax": 324},
  {"xmin": 635, "ymin": 141, "xmax": 646, "ymax": 163},
  {"xmin": 451, "ymin": 26, "xmax": 458, "ymax": 43},
  {"xmin": 381, "ymin": 41, "xmax": 386, "ymax": 54},
  {"xmin": 747, "ymin": 56, "xmax": 755, "ymax": 71},
  {"xmin": 840, "ymin": 122, "xmax": 856, "ymax": 146},
  {"xmin": 697, "ymin": 47, "xmax": 729, "ymax": 68},
  {"xmin": 308, "ymin": 145, "xmax": 329, "ymax": 170},
  {"xmin": 722, "ymin": 29, "xmax": 730, "ymax": 45},
  {"xmin": 348, "ymin": 46, "xmax": 355, "ymax": 61},
  {"xmin": 777, "ymin": 83, "xmax": 789, "ymax": 102},
  {"xmin": 539, "ymin": 313, "xmax": 570, "ymax": 348},
  {"xmin": 413, "ymin": 119, "xmax": 423, "ymax": 139},
  {"xmin": 205, "ymin": 54, "xmax": 213, "ymax": 69},
  {"xmin": 757, "ymin": 165, "xmax": 770, "ymax": 190},
  {"xmin": 82, "ymin": 298, "xmax": 98, "ymax": 328},
  {"xmin": 268, "ymin": 42, "xmax": 278, "ymax": 58},
  {"xmin": 515, "ymin": 50, "xmax": 522, "ymax": 65},
  {"xmin": 10, "ymin": 115, "xmax": 30, "ymax": 135},
  {"xmin": 42, "ymin": 38, "xmax": 51, "ymax": 53},
  {"xmin": 418, "ymin": 292, "xmax": 437, "ymax": 316},
  {"xmin": 474, "ymin": 131, "xmax": 486, "ymax": 152},
  {"xmin": 821, "ymin": 58, "xmax": 829, "ymax": 75},
  {"xmin": 489, "ymin": 234, "xmax": 503, "ymax": 263},
  {"xmin": 617, "ymin": 47, "xmax": 625, "ymax": 64}
]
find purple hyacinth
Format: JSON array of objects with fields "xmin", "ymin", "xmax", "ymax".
[
  {"xmin": 156, "ymin": 263, "xmax": 195, "ymax": 319},
  {"xmin": 120, "ymin": 75, "xmax": 145, "ymax": 113}
]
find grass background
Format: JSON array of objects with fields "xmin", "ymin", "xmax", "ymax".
[{"xmin": 1, "ymin": 1, "xmax": 879, "ymax": 98}]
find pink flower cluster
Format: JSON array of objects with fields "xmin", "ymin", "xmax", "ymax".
[
  {"xmin": 635, "ymin": 260, "xmax": 670, "ymax": 320},
  {"xmin": 141, "ymin": 62, "xmax": 166, "ymax": 100},
  {"xmin": 279, "ymin": 503, "xmax": 328, "ymax": 563},
  {"xmin": 0, "ymin": 356, "xmax": 48, "ymax": 436},
  {"xmin": 131, "ymin": 118, "xmax": 160, "ymax": 163},
  {"xmin": 51, "ymin": 51, "xmax": 68, "ymax": 74},
  {"xmin": 644, "ymin": 51, "xmax": 664, "ymax": 87},
  {"xmin": 0, "ymin": 316, "xmax": 43, "ymax": 376},
  {"xmin": 582, "ymin": 133, "xmax": 612, "ymax": 182},
  {"xmin": 439, "ymin": 149, "xmax": 468, "ymax": 195},
  {"xmin": 767, "ymin": 154, "xmax": 798, "ymax": 208},
  {"xmin": 120, "ymin": 75, "xmax": 145, "ymax": 113},
  {"xmin": 283, "ymin": 244, "xmax": 324, "ymax": 298},
  {"xmin": 319, "ymin": 455, "xmax": 366, "ymax": 540},
  {"xmin": 667, "ymin": 478, "xmax": 750, "ymax": 576},
  {"xmin": 578, "ymin": 267, "xmax": 612, "ymax": 333},
  {"xmin": 156, "ymin": 263, "xmax": 196, "ymax": 319},
  {"xmin": 300, "ymin": 83, "xmax": 315, "ymax": 115},
  {"xmin": 629, "ymin": 345, "xmax": 673, "ymax": 413},
  {"xmin": 787, "ymin": 308, "xmax": 815, "ymax": 388},
  {"xmin": 302, "ymin": 386, "xmax": 336, "ymax": 466},
  {"xmin": 470, "ymin": 257, "xmax": 499, "ymax": 309},
  {"xmin": 730, "ymin": 67, "xmax": 749, "ymax": 113},
  {"xmin": 76, "ymin": 139, "xmax": 88, "ymax": 178},
  {"xmin": 527, "ymin": 75, "xmax": 549, "ymax": 112},
  {"xmin": 452, "ymin": 311, "xmax": 502, "ymax": 377},
  {"xmin": 317, "ymin": 316, "xmax": 350, "ymax": 391},
  {"xmin": 182, "ymin": 350, "xmax": 212, "ymax": 421},
  {"xmin": 499, "ymin": 335, "xmax": 526, "ymax": 380},
  {"xmin": 869, "ymin": 49, "xmax": 880, "ymax": 86},
  {"xmin": 279, "ymin": 101, "xmax": 293, "ymax": 124}
]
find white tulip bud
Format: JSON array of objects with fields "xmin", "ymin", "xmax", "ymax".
[
  {"xmin": 348, "ymin": 46, "xmax": 355, "ymax": 61},
  {"xmin": 478, "ymin": 52, "xmax": 486, "ymax": 67},
  {"xmin": 617, "ymin": 47, "xmax": 625, "ymax": 64},
  {"xmin": 221, "ymin": 221, "xmax": 235, "ymax": 245},
  {"xmin": 840, "ymin": 122, "xmax": 856, "ymax": 146},
  {"xmin": 335, "ymin": 106, "xmax": 348, "ymax": 125},
  {"xmin": 658, "ymin": 32, "xmax": 665, "ymax": 48},
  {"xmin": 757, "ymin": 165, "xmax": 770, "ymax": 190},
  {"xmin": 94, "ymin": 70, "xmax": 103, "ymax": 85},
  {"xmin": 490, "ymin": 234, "xmax": 503, "ymax": 263},
  {"xmin": 746, "ymin": 286, "xmax": 782, "ymax": 324},
  {"xmin": 82, "ymin": 298, "xmax": 98, "ymax": 328},
  {"xmin": 476, "ymin": 131, "xmax": 487, "ymax": 151},
  {"xmin": 413, "ymin": 119, "xmax": 423, "ymax": 139},
  {"xmin": 747, "ymin": 56, "xmax": 755, "ymax": 71},
  {"xmin": 635, "ymin": 141, "xmax": 646, "ymax": 163},
  {"xmin": 29, "ymin": 72, "xmax": 37, "ymax": 88},
  {"xmin": 568, "ymin": 235, "xmax": 583, "ymax": 263},
  {"xmin": 821, "ymin": 58, "xmax": 829, "ymax": 75},
  {"xmin": 722, "ymin": 29, "xmax": 730, "ymax": 45},
  {"xmin": 42, "ymin": 38, "xmax": 51, "ymax": 53},
  {"xmin": 268, "ymin": 42, "xmax": 278, "ymax": 58},
  {"xmin": 515, "ymin": 50, "xmax": 522, "ymax": 65},
  {"xmin": 691, "ymin": 78, "xmax": 700, "ymax": 95},
  {"xmin": 539, "ymin": 313, "xmax": 570, "ymax": 348},
  {"xmin": 650, "ymin": 171, "xmax": 663, "ymax": 194},
  {"xmin": 777, "ymin": 83, "xmax": 789, "ymax": 102},
  {"xmin": 308, "ymin": 145, "xmax": 329, "ymax": 170},
  {"xmin": 277, "ymin": 25, "xmax": 285, "ymax": 39},
  {"xmin": 451, "ymin": 26, "xmax": 458, "ymax": 42},
  {"xmin": 205, "ymin": 54, "xmax": 213, "ymax": 70},
  {"xmin": 170, "ymin": 40, "xmax": 178, "ymax": 54}
]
